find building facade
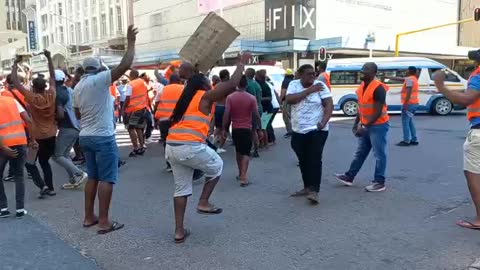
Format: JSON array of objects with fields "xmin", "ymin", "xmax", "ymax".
[
  {"xmin": 133, "ymin": 0, "xmax": 479, "ymax": 71},
  {"xmin": 30, "ymin": 0, "xmax": 132, "ymax": 70}
]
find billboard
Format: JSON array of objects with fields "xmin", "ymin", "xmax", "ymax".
[
  {"xmin": 198, "ymin": 0, "xmax": 249, "ymax": 14},
  {"xmin": 265, "ymin": 0, "xmax": 316, "ymax": 41},
  {"xmin": 458, "ymin": 0, "xmax": 480, "ymax": 47},
  {"xmin": 28, "ymin": 21, "xmax": 37, "ymax": 50}
]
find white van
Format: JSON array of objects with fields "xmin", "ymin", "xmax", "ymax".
[
  {"xmin": 209, "ymin": 65, "xmax": 286, "ymax": 94},
  {"xmin": 326, "ymin": 57, "xmax": 467, "ymax": 116}
]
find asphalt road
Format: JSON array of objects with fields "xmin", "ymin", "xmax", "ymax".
[{"xmin": 1, "ymin": 113, "xmax": 480, "ymax": 270}]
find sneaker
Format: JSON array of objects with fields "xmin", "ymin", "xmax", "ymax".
[
  {"xmin": 45, "ymin": 189, "xmax": 56, "ymax": 196},
  {"xmin": 3, "ymin": 176, "xmax": 14, "ymax": 182},
  {"xmin": 38, "ymin": 186, "xmax": 49, "ymax": 198},
  {"xmin": 0, "ymin": 209, "xmax": 10, "ymax": 218},
  {"xmin": 216, "ymin": 148, "xmax": 227, "ymax": 154},
  {"xmin": 145, "ymin": 138, "xmax": 154, "ymax": 144},
  {"xmin": 306, "ymin": 192, "xmax": 319, "ymax": 204},
  {"xmin": 396, "ymin": 141, "xmax": 410, "ymax": 146},
  {"xmin": 365, "ymin": 183, "xmax": 386, "ymax": 192},
  {"xmin": 335, "ymin": 174, "xmax": 354, "ymax": 186},
  {"xmin": 73, "ymin": 172, "xmax": 88, "ymax": 186},
  {"xmin": 283, "ymin": 133, "xmax": 292, "ymax": 139},
  {"xmin": 15, "ymin": 209, "xmax": 27, "ymax": 219},
  {"xmin": 410, "ymin": 141, "xmax": 419, "ymax": 146}
]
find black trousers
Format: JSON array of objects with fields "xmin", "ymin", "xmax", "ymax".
[
  {"xmin": 26, "ymin": 136, "xmax": 56, "ymax": 190},
  {"xmin": 267, "ymin": 108, "xmax": 279, "ymax": 143},
  {"xmin": 291, "ymin": 130, "xmax": 328, "ymax": 193}
]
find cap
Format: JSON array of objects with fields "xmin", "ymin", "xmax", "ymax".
[
  {"xmin": 285, "ymin": 69, "xmax": 294, "ymax": 75},
  {"xmin": 54, "ymin": 70, "xmax": 66, "ymax": 81},
  {"xmin": 82, "ymin": 57, "xmax": 101, "ymax": 72}
]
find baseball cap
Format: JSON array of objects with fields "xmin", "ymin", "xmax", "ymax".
[
  {"xmin": 285, "ymin": 69, "xmax": 294, "ymax": 75},
  {"xmin": 54, "ymin": 70, "xmax": 66, "ymax": 81},
  {"xmin": 82, "ymin": 57, "xmax": 101, "ymax": 72}
]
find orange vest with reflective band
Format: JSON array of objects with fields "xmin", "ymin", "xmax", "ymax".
[
  {"xmin": 126, "ymin": 79, "xmax": 148, "ymax": 113},
  {"xmin": 167, "ymin": 91, "xmax": 212, "ymax": 144},
  {"xmin": 357, "ymin": 79, "xmax": 390, "ymax": 125},
  {"xmin": 155, "ymin": 84, "xmax": 184, "ymax": 121},
  {"xmin": 0, "ymin": 96, "xmax": 27, "ymax": 147},
  {"xmin": 467, "ymin": 67, "xmax": 480, "ymax": 121},
  {"xmin": 401, "ymin": 76, "xmax": 419, "ymax": 104}
]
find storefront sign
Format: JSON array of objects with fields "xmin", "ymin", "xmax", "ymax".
[
  {"xmin": 265, "ymin": 0, "xmax": 316, "ymax": 41},
  {"xmin": 28, "ymin": 21, "xmax": 37, "ymax": 50}
]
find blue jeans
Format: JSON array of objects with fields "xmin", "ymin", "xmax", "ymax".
[
  {"xmin": 401, "ymin": 105, "xmax": 418, "ymax": 143},
  {"xmin": 79, "ymin": 136, "xmax": 119, "ymax": 184},
  {"xmin": 346, "ymin": 123, "xmax": 389, "ymax": 184}
]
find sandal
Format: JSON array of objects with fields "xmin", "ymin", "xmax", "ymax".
[
  {"xmin": 174, "ymin": 229, "xmax": 191, "ymax": 244},
  {"xmin": 97, "ymin": 221, "xmax": 125, "ymax": 235},
  {"xmin": 456, "ymin": 220, "xmax": 480, "ymax": 230},
  {"xmin": 83, "ymin": 220, "xmax": 99, "ymax": 228},
  {"xmin": 197, "ymin": 207, "xmax": 223, "ymax": 215},
  {"xmin": 129, "ymin": 151, "xmax": 138, "ymax": 157}
]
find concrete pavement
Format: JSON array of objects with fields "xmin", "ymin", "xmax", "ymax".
[{"xmin": 1, "ymin": 113, "xmax": 480, "ymax": 270}]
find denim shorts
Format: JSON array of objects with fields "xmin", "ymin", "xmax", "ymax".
[{"xmin": 79, "ymin": 135, "xmax": 119, "ymax": 184}]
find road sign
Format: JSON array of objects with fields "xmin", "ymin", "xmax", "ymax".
[{"xmin": 318, "ymin": 47, "xmax": 327, "ymax": 61}]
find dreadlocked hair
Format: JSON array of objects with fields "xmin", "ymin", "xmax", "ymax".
[{"xmin": 170, "ymin": 73, "xmax": 206, "ymax": 126}]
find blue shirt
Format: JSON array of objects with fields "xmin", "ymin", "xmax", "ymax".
[
  {"xmin": 117, "ymin": 84, "xmax": 131, "ymax": 102},
  {"xmin": 469, "ymin": 74, "xmax": 480, "ymax": 126}
]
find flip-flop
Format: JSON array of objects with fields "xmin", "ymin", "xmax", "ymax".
[
  {"xmin": 197, "ymin": 207, "xmax": 223, "ymax": 215},
  {"xmin": 456, "ymin": 220, "xmax": 480, "ymax": 230},
  {"xmin": 83, "ymin": 220, "xmax": 99, "ymax": 228},
  {"xmin": 62, "ymin": 183, "xmax": 81, "ymax": 190},
  {"xmin": 174, "ymin": 229, "xmax": 190, "ymax": 244},
  {"xmin": 97, "ymin": 222, "xmax": 125, "ymax": 235}
]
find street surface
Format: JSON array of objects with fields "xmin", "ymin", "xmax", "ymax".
[{"xmin": 2, "ymin": 113, "xmax": 480, "ymax": 270}]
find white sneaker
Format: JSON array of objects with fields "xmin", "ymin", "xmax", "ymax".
[
  {"xmin": 74, "ymin": 172, "xmax": 88, "ymax": 186},
  {"xmin": 146, "ymin": 138, "xmax": 154, "ymax": 144},
  {"xmin": 216, "ymin": 148, "xmax": 227, "ymax": 154}
]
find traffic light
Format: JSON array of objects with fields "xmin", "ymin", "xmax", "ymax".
[
  {"xmin": 318, "ymin": 47, "xmax": 327, "ymax": 61},
  {"xmin": 475, "ymin": 8, "xmax": 480, "ymax": 22}
]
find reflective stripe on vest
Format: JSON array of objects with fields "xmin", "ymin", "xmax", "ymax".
[
  {"xmin": 126, "ymin": 79, "xmax": 148, "ymax": 113},
  {"xmin": 167, "ymin": 91, "xmax": 211, "ymax": 144},
  {"xmin": 155, "ymin": 84, "xmax": 184, "ymax": 120},
  {"xmin": 467, "ymin": 67, "xmax": 480, "ymax": 121},
  {"xmin": 0, "ymin": 96, "xmax": 27, "ymax": 147},
  {"xmin": 356, "ymin": 80, "xmax": 389, "ymax": 125},
  {"xmin": 401, "ymin": 76, "xmax": 419, "ymax": 104}
]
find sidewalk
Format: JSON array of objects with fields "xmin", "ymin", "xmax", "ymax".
[{"xmin": 0, "ymin": 215, "xmax": 100, "ymax": 270}]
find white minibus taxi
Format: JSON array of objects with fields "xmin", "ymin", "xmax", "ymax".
[{"xmin": 326, "ymin": 57, "xmax": 467, "ymax": 116}]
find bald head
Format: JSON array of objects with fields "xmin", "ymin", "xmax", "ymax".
[
  {"xmin": 360, "ymin": 62, "xmax": 378, "ymax": 82},
  {"xmin": 179, "ymin": 62, "xmax": 195, "ymax": 80}
]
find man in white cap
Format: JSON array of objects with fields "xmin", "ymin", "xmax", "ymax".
[
  {"xmin": 53, "ymin": 69, "xmax": 88, "ymax": 189},
  {"xmin": 73, "ymin": 25, "xmax": 138, "ymax": 234}
]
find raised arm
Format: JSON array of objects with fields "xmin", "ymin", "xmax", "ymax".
[
  {"xmin": 111, "ymin": 25, "xmax": 138, "ymax": 83},
  {"xmin": 44, "ymin": 50, "xmax": 56, "ymax": 92},
  {"xmin": 11, "ymin": 59, "xmax": 30, "ymax": 95}
]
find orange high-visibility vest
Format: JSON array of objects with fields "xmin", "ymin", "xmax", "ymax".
[
  {"xmin": 357, "ymin": 79, "xmax": 390, "ymax": 125},
  {"xmin": 126, "ymin": 79, "xmax": 148, "ymax": 113},
  {"xmin": 320, "ymin": 72, "xmax": 332, "ymax": 89},
  {"xmin": 167, "ymin": 90, "xmax": 212, "ymax": 144},
  {"xmin": 0, "ymin": 96, "xmax": 27, "ymax": 147},
  {"xmin": 401, "ymin": 76, "xmax": 419, "ymax": 105},
  {"xmin": 110, "ymin": 85, "xmax": 120, "ymax": 118},
  {"xmin": 1, "ymin": 89, "xmax": 26, "ymax": 107},
  {"xmin": 467, "ymin": 67, "xmax": 480, "ymax": 122},
  {"xmin": 155, "ymin": 84, "xmax": 184, "ymax": 121}
]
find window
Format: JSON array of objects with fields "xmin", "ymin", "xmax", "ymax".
[
  {"xmin": 109, "ymin": 7, "xmax": 114, "ymax": 34},
  {"xmin": 70, "ymin": 24, "xmax": 75, "ymax": 44},
  {"xmin": 42, "ymin": 36, "xmax": 49, "ymax": 49},
  {"xmin": 68, "ymin": 0, "xmax": 72, "ymax": 14},
  {"xmin": 330, "ymin": 71, "xmax": 360, "ymax": 85},
  {"xmin": 92, "ymin": 17, "xmax": 98, "ymax": 39},
  {"xmin": 58, "ymin": 3, "xmax": 63, "ymax": 15},
  {"xmin": 50, "ymin": 34, "xmax": 54, "ymax": 44},
  {"xmin": 76, "ymin": 22, "xmax": 81, "ymax": 44},
  {"xmin": 99, "ymin": 0, "xmax": 105, "ymax": 11},
  {"xmin": 84, "ymin": 20, "xmax": 89, "ymax": 42},
  {"xmin": 91, "ymin": 0, "xmax": 96, "ymax": 13},
  {"xmin": 429, "ymin": 68, "xmax": 460, "ymax": 82},
  {"xmin": 116, "ymin": 6, "xmax": 122, "ymax": 32},
  {"xmin": 59, "ymin": 26, "xmax": 64, "ymax": 43},
  {"xmin": 101, "ymin": 14, "xmax": 107, "ymax": 36},
  {"xmin": 41, "ymin": 14, "xmax": 47, "ymax": 30}
]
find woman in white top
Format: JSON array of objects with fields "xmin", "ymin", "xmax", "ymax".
[{"xmin": 285, "ymin": 64, "xmax": 333, "ymax": 204}]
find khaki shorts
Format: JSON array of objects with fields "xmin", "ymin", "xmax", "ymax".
[
  {"xmin": 165, "ymin": 143, "xmax": 223, "ymax": 197},
  {"xmin": 464, "ymin": 129, "xmax": 480, "ymax": 174}
]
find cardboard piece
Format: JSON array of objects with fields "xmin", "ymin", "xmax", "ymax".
[{"xmin": 179, "ymin": 12, "xmax": 240, "ymax": 73}]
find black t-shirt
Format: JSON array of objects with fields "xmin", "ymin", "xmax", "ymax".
[
  {"xmin": 281, "ymin": 76, "xmax": 294, "ymax": 90},
  {"xmin": 373, "ymin": 85, "xmax": 386, "ymax": 103},
  {"xmin": 55, "ymin": 85, "xmax": 75, "ymax": 129},
  {"xmin": 257, "ymin": 80, "xmax": 273, "ymax": 113}
]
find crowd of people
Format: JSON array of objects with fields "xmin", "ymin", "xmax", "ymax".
[{"xmin": 2, "ymin": 24, "xmax": 480, "ymax": 242}]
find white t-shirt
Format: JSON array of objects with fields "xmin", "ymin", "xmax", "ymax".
[
  {"xmin": 154, "ymin": 83, "xmax": 165, "ymax": 102},
  {"xmin": 73, "ymin": 71, "xmax": 115, "ymax": 137},
  {"xmin": 287, "ymin": 79, "xmax": 333, "ymax": 133}
]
